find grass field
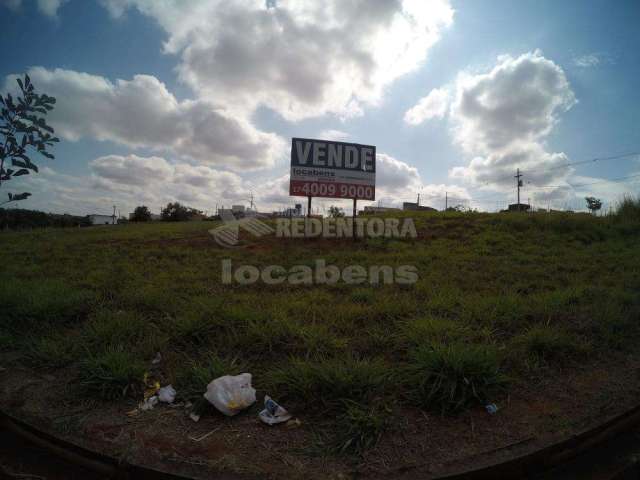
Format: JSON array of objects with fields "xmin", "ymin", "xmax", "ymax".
[{"xmin": 2, "ymin": 206, "xmax": 640, "ymax": 456}]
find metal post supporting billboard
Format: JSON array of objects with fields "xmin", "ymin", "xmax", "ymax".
[
  {"xmin": 353, "ymin": 198, "xmax": 357, "ymax": 240},
  {"xmin": 306, "ymin": 196, "xmax": 312, "ymax": 238}
]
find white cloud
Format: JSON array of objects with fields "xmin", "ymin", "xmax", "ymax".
[
  {"xmin": 1, "ymin": 0, "xmax": 21, "ymax": 11},
  {"xmin": 1, "ymin": 0, "xmax": 68, "ymax": 15},
  {"xmin": 573, "ymin": 53, "xmax": 601, "ymax": 68},
  {"xmin": 11, "ymin": 151, "xmax": 470, "ymax": 215},
  {"xmin": 318, "ymin": 129, "xmax": 350, "ymax": 141},
  {"xmin": 404, "ymin": 87, "xmax": 449, "ymax": 125},
  {"xmin": 36, "ymin": 0, "xmax": 68, "ymax": 16},
  {"xmin": 5, "ymin": 67, "xmax": 286, "ymax": 170},
  {"xmin": 100, "ymin": 0, "xmax": 454, "ymax": 121},
  {"xmin": 89, "ymin": 155, "xmax": 173, "ymax": 186},
  {"xmin": 448, "ymin": 51, "xmax": 577, "ymax": 203}
]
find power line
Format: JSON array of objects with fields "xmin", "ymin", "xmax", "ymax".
[
  {"xmin": 479, "ymin": 151, "xmax": 640, "ymax": 185},
  {"xmin": 526, "ymin": 173, "xmax": 640, "ymax": 190}
]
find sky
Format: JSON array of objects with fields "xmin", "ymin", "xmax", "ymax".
[{"xmin": 1, "ymin": 0, "xmax": 639, "ymax": 216}]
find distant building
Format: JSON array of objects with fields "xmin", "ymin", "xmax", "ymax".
[
  {"xmin": 231, "ymin": 205, "xmax": 245, "ymax": 214},
  {"xmin": 274, "ymin": 204, "xmax": 303, "ymax": 217},
  {"xmin": 507, "ymin": 203, "xmax": 531, "ymax": 212},
  {"xmin": 402, "ymin": 202, "xmax": 437, "ymax": 212},
  {"xmin": 87, "ymin": 214, "xmax": 116, "ymax": 225},
  {"xmin": 361, "ymin": 206, "xmax": 401, "ymax": 215}
]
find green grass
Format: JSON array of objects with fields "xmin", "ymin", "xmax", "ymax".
[
  {"xmin": 406, "ymin": 342, "xmax": 507, "ymax": 414},
  {"xmin": 1, "ymin": 210, "xmax": 640, "ymax": 453},
  {"xmin": 79, "ymin": 346, "xmax": 146, "ymax": 400},
  {"xmin": 511, "ymin": 324, "xmax": 588, "ymax": 369},
  {"xmin": 266, "ymin": 357, "xmax": 391, "ymax": 413},
  {"xmin": 175, "ymin": 353, "xmax": 244, "ymax": 398}
]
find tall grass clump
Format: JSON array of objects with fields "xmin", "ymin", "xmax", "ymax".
[
  {"xmin": 79, "ymin": 346, "xmax": 145, "ymax": 400},
  {"xmin": 267, "ymin": 357, "xmax": 391, "ymax": 413},
  {"xmin": 615, "ymin": 195, "xmax": 640, "ymax": 224},
  {"xmin": 511, "ymin": 324, "xmax": 587, "ymax": 368},
  {"xmin": 175, "ymin": 353, "xmax": 243, "ymax": 398},
  {"xmin": 406, "ymin": 343, "xmax": 507, "ymax": 414}
]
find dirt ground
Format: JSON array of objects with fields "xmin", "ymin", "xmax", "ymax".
[{"xmin": 2, "ymin": 351, "xmax": 640, "ymax": 479}]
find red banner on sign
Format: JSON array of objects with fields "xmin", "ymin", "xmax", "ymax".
[{"xmin": 290, "ymin": 180, "xmax": 375, "ymax": 200}]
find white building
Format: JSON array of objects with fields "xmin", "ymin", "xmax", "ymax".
[{"xmin": 88, "ymin": 214, "xmax": 116, "ymax": 225}]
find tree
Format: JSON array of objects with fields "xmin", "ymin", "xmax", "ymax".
[
  {"xmin": 0, "ymin": 74, "xmax": 58, "ymax": 207},
  {"xmin": 131, "ymin": 205, "xmax": 152, "ymax": 222},
  {"xmin": 161, "ymin": 202, "xmax": 201, "ymax": 222},
  {"xmin": 328, "ymin": 205, "xmax": 345, "ymax": 218},
  {"xmin": 585, "ymin": 196, "xmax": 602, "ymax": 215}
]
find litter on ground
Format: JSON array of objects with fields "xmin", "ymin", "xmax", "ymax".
[
  {"xmin": 203, "ymin": 373, "xmax": 256, "ymax": 416},
  {"xmin": 259, "ymin": 396, "xmax": 293, "ymax": 425},
  {"xmin": 158, "ymin": 385, "xmax": 176, "ymax": 403}
]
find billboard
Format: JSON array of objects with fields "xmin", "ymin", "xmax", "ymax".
[{"xmin": 289, "ymin": 137, "xmax": 376, "ymax": 200}]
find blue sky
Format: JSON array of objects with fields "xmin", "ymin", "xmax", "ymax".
[{"xmin": 1, "ymin": 0, "xmax": 638, "ymax": 215}]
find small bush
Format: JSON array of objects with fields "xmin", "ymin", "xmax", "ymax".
[
  {"xmin": 406, "ymin": 343, "xmax": 506, "ymax": 414},
  {"xmin": 79, "ymin": 346, "xmax": 145, "ymax": 400}
]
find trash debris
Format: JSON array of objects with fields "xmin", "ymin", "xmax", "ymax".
[
  {"xmin": 485, "ymin": 403, "xmax": 499, "ymax": 415},
  {"xmin": 158, "ymin": 385, "xmax": 176, "ymax": 404},
  {"xmin": 189, "ymin": 412, "xmax": 201, "ymax": 423},
  {"xmin": 286, "ymin": 418, "xmax": 302, "ymax": 429},
  {"xmin": 143, "ymin": 372, "xmax": 161, "ymax": 399},
  {"xmin": 151, "ymin": 352, "xmax": 162, "ymax": 365},
  {"xmin": 204, "ymin": 373, "xmax": 256, "ymax": 416},
  {"xmin": 189, "ymin": 425, "xmax": 223, "ymax": 442},
  {"xmin": 259, "ymin": 396, "xmax": 292, "ymax": 425},
  {"xmin": 140, "ymin": 395, "xmax": 158, "ymax": 411}
]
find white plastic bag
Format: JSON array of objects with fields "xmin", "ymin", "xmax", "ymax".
[
  {"xmin": 158, "ymin": 385, "xmax": 176, "ymax": 403},
  {"xmin": 203, "ymin": 373, "xmax": 256, "ymax": 416}
]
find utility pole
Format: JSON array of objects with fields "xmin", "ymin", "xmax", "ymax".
[
  {"xmin": 514, "ymin": 168, "xmax": 523, "ymax": 210},
  {"xmin": 417, "ymin": 192, "xmax": 420, "ymax": 207},
  {"xmin": 445, "ymin": 192, "xmax": 448, "ymax": 211}
]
